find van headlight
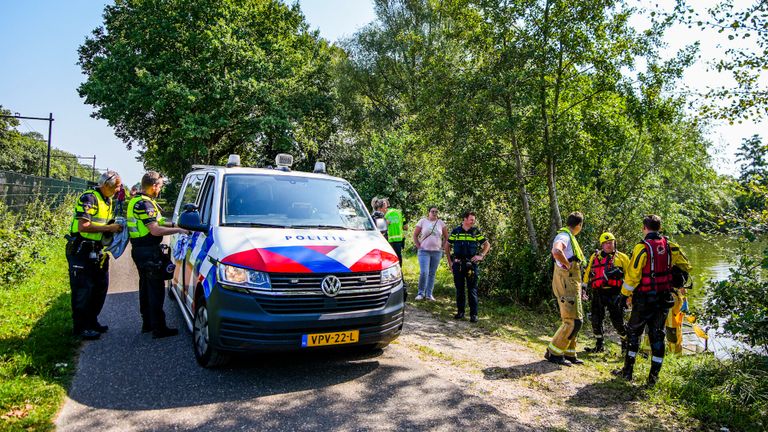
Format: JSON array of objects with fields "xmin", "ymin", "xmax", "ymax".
[
  {"xmin": 381, "ymin": 264, "xmax": 402, "ymax": 285},
  {"xmin": 218, "ymin": 263, "xmax": 271, "ymax": 289}
]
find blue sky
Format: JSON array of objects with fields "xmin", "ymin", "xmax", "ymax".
[{"xmin": 0, "ymin": 0, "xmax": 761, "ymax": 185}]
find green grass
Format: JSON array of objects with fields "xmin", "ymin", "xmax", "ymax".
[
  {"xmin": 402, "ymin": 251, "xmax": 768, "ymax": 432},
  {"xmin": 0, "ymin": 238, "xmax": 77, "ymax": 432}
]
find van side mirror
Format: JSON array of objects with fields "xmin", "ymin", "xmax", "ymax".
[
  {"xmin": 375, "ymin": 218, "xmax": 388, "ymax": 234},
  {"xmin": 178, "ymin": 203, "xmax": 209, "ymax": 233}
]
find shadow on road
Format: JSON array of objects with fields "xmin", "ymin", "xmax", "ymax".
[
  {"xmin": 482, "ymin": 360, "xmax": 563, "ymax": 381},
  {"xmin": 61, "ymin": 290, "xmax": 531, "ymax": 431}
]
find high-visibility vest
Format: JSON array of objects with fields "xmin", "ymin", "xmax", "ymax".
[
  {"xmin": 70, "ymin": 189, "xmax": 112, "ymax": 241},
  {"xmin": 385, "ymin": 208, "xmax": 404, "ymax": 242},
  {"xmin": 557, "ymin": 227, "xmax": 585, "ymax": 266},
  {"xmin": 127, "ymin": 194, "xmax": 165, "ymax": 239}
]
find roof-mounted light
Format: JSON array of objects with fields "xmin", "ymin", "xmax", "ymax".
[
  {"xmin": 313, "ymin": 161, "xmax": 327, "ymax": 174},
  {"xmin": 275, "ymin": 153, "xmax": 293, "ymax": 171},
  {"xmin": 226, "ymin": 154, "xmax": 241, "ymax": 167}
]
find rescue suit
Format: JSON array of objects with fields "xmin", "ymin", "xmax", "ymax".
[
  {"xmin": 583, "ymin": 249, "xmax": 630, "ymax": 352},
  {"xmin": 66, "ymin": 189, "xmax": 113, "ymax": 336},
  {"xmin": 616, "ymin": 232, "xmax": 692, "ymax": 384},
  {"xmin": 547, "ymin": 227, "xmax": 585, "ymax": 362}
]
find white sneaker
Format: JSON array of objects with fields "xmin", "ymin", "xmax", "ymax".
[
  {"xmin": 414, "ymin": 294, "xmax": 424, "ymax": 301},
  {"xmin": 427, "ymin": 296, "xmax": 436, "ymax": 301}
]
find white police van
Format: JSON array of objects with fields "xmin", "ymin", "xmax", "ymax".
[{"xmin": 170, "ymin": 155, "xmax": 404, "ymax": 367}]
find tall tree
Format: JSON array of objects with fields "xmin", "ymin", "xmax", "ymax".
[{"xmin": 78, "ymin": 0, "xmax": 336, "ymax": 180}]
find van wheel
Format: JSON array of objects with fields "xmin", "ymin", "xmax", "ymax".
[{"xmin": 193, "ymin": 298, "xmax": 229, "ymax": 368}]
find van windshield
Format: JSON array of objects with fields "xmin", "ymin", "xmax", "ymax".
[{"xmin": 221, "ymin": 174, "xmax": 374, "ymax": 230}]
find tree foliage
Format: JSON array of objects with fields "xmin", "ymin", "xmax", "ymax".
[{"xmin": 78, "ymin": 0, "xmax": 337, "ymax": 181}]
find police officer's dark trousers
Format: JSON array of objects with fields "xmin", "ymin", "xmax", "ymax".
[
  {"xmin": 453, "ymin": 260, "xmax": 478, "ymax": 316},
  {"xmin": 622, "ymin": 291, "xmax": 673, "ymax": 380},
  {"xmin": 131, "ymin": 245, "xmax": 167, "ymax": 331},
  {"xmin": 591, "ymin": 286, "xmax": 626, "ymax": 339},
  {"xmin": 390, "ymin": 240, "xmax": 404, "ymax": 266},
  {"xmin": 66, "ymin": 239, "xmax": 109, "ymax": 334}
]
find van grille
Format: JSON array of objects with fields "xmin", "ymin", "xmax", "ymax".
[{"xmin": 254, "ymin": 272, "xmax": 398, "ymax": 314}]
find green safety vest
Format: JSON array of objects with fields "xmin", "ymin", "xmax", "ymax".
[
  {"xmin": 70, "ymin": 189, "xmax": 113, "ymax": 241},
  {"xmin": 385, "ymin": 208, "xmax": 404, "ymax": 242},
  {"xmin": 557, "ymin": 227, "xmax": 586, "ymax": 266},
  {"xmin": 127, "ymin": 194, "xmax": 166, "ymax": 239}
]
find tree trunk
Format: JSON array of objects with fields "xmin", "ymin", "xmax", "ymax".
[
  {"xmin": 546, "ymin": 153, "xmax": 562, "ymax": 237},
  {"xmin": 507, "ymin": 111, "xmax": 538, "ymax": 252}
]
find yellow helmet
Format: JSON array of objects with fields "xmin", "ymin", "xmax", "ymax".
[{"xmin": 599, "ymin": 232, "xmax": 616, "ymax": 244}]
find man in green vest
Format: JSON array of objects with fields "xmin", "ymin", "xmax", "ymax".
[
  {"xmin": 546, "ymin": 211, "xmax": 587, "ymax": 366},
  {"xmin": 384, "ymin": 200, "xmax": 406, "ymax": 265},
  {"xmin": 65, "ymin": 170, "xmax": 123, "ymax": 340},
  {"xmin": 128, "ymin": 171, "xmax": 188, "ymax": 338}
]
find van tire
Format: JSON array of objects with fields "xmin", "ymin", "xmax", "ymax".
[{"xmin": 193, "ymin": 297, "xmax": 229, "ymax": 368}]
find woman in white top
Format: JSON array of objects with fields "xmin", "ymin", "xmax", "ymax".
[{"xmin": 412, "ymin": 206, "xmax": 449, "ymax": 300}]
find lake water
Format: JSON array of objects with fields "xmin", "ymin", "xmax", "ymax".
[{"xmin": 665, "ymin": 234, "xmax": 765, "ymax": 358}]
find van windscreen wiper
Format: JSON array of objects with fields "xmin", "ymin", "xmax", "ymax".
[
  {"xmin": 222, "ymin": 222, "xmax": 288, "ymax": 228},
  {"xmin": 289, "ymin": 224, "xmax": 353, "ymax": 230}
]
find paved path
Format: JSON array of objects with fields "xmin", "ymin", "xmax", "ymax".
[{"xmin": 55, "ymin": 247, "xmax": 529, "ymax": 432}]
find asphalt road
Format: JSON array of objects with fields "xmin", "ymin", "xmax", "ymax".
[{"xmin": 55, "ymin": 246, "xmax": 529, "ymax": 431}]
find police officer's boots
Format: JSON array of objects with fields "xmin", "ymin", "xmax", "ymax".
[{"xmin": 585, "ymin": 337, "xmax": 604, "ymax": 353}]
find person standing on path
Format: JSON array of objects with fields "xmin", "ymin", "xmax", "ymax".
[
  {"xmin": 413, "ymin": 206, "xmax": 449, "ymax": 301},
  {"xmin": 445, "ymin": 211, "xmax": 490, "ymax": 323},
  {"xmin": 127, "ymin": 171, "xmax": 188, "ymax": 338},
  {"xmin": 385, "ymin": 204, "xmax": 406, "ymax": 266},
  {"xmin": 582, "ymin": 232, "xmax": 630, "ymax": 354},
  {"xmin": 65, "ymin": 170, "xmax": 124, "ymax": 340},
  {"xmin": 612, "ymin": 215, "xmax": 692, "ymax": 386},
  {"xmin": 546, "ymin": 211, "xmax": 586, "ymax": 366}
]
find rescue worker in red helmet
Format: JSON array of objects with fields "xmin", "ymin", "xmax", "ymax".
[
  {"xmin": 612, "ymin": 215, "xmax": 692, "ymax": 386},
  {"xmin": 583, "ymin": 232, "xmax": 630, "ymax": 353}
]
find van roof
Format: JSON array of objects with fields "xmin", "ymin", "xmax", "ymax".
[{"xmin": 189, "ymin": 165, "xmax": 347, "ymax": 182}]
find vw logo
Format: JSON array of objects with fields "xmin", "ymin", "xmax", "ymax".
[{"xmin": 321, "ymin": 275, "xmax": 342, "ymax": 297}]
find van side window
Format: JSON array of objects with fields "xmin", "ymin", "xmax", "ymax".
[
  {"xmin": 181, "ymin": 174, "xmax": 205, "ymax": 206},
  {"xmin": 198, "ymin": 175, "xmax": 216, "ymax": 225}
]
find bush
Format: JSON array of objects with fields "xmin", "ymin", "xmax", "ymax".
[
  {"xmin": 0, "ymin": 197, "xmax": 74, "ymax": 287},
  {"xmin": 700, "ymin": 240, "xmax": 768, "ymax": 353}
]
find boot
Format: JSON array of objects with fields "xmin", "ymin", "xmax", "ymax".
[
  {"xmin": 585, "ymin": 338, "xmax": 604, "ymax": 353},
  {"xmin": 544, "ymin": 350, "xmax": 572, "ymax": 367},
  {"xmin": 612, "ymin": 355, "xmax": 635, "ymax": 381},
  {"xmin": 647, "ymin": 358, "xmax": 663, "ymax": 387}
]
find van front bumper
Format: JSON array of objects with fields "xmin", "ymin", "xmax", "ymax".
[{"xmin": 205, "ymin": 282, "xmax": 405, "ymax": 352}]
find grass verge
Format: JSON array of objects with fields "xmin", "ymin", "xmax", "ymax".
[
  {"xmin": 402, "ymin": 251, "xmax": 767, "ymax": 431},
  {"xmin": 0, "ymin": 237, "xmax": 77, "ymax": 432}
]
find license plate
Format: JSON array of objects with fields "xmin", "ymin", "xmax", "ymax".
[{"xmin": 301, "ymin": 330, "xmax": 359, "ymax": 347}]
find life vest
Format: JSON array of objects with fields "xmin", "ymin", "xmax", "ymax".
[
  {"xmin": 588, "ymin": 252, "xmax": 623, "ymax": 289},
  {"xmin": 637, "ymin": 236, "xmax": 672, "ymax": 293}
]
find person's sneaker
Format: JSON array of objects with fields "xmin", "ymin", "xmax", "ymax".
[
  {"xmin": 453, "ymin": 312, "xmax": 465, "ymax": 320},
  {"xmin": 469, "ymin": 315, "xmax": 478, "ymax": 323},
  {"xmin": 414, "ymin": 294, "xmax": 424, "ymax": 301},
  {"xmin": 152, "ymin": 327, "xmax": 179, "ymax": 339},
  {"xmin": 76, "ymin": 329, "xmax": 101, "ymax": 340},
  {"xmin": 544, "ymin": 350, "xmax": 571, "ymax": 367},
  {"xmin": 91, "ymin": 323, "xmax": 109, "ymax": 333},
  {"xmin": 427, "ymin": 296, "xmax": 436, "ymax": 301},
  {"xmin": 564, "ymin": 356, "xmax": 584, "ymax": 365}
]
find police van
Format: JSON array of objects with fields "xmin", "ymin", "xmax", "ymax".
[{"xmin": 170, "ymin": 154, "xmax": 404, "ymax": 367}]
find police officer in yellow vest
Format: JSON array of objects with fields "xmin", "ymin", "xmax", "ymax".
[
  {"xmin": 66, "ymin": 171, "xmax": 123, "ymax": 340},
  {"xmin": 128, "ymin": 171, "xmax": 188, "ymax": 338}
]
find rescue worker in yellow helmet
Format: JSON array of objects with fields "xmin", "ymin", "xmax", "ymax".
[
  {"xmin": 65, "ymin": 170, "xmax": 124, "ymax": 340},
  {"xmin": 612, "ymin": 215, "xmax": 692, "ymax": 386},
  {"xmin": 546, "ymin": 211, "xmax": 586, "ymax": 366},
  {"xmin": 583, "ymin": 232, "xmax": 630, "ymax": 353},
  {"xmin": 127, "ymin": 171, "xmax": 188, "ymax": 338}
]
